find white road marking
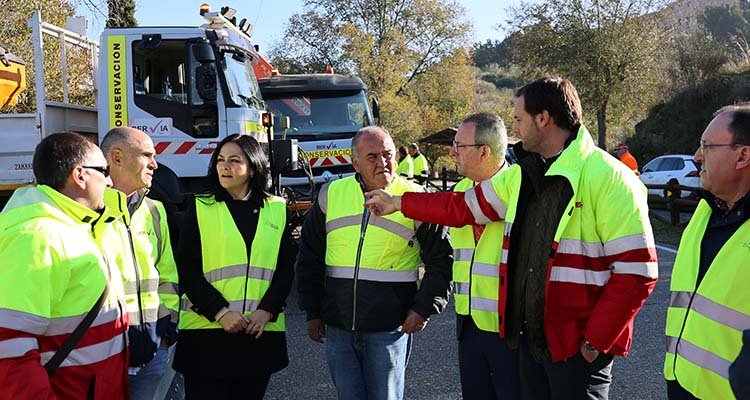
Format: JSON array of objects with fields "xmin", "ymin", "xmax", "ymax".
[{"xmin": 656, "ymin": 244, "xmax": 678, "ymax": 254}]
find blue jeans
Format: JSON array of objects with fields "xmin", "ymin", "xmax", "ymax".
[
  {"xmin": 325, "ymin": 325, "xmax": 412, "ymax": 400},
  {"xmin": 129, "ymin": 346, "xmax": 170, "ymax": 400}
]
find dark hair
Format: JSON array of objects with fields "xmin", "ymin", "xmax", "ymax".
[
  {"xmin": 462, "ymin": 112, "xmax": 507, "ymax": 161},
  {"xmin": 715, "ymin": 103, "xmax": 750, "ymax": 145},
  {"xmin": 398, "ymin": 146, "xmax": 408, "ymax": 161},
  {"xmin": 408, "ymin": 142, "xmax": 418, "ymax": 150},
  {"xmin": 200, "ymin": 134, "xmax": 269, "ymax": 203},
  {"xmin": 515, "ymin": 76, "xmax": 582, "ymax": 132},
  {"xmin": 33, "ymin": 132, "xmax": 96, "ymax": 190}
]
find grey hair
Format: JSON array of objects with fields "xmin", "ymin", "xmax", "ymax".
[
  {"xmin": 351, "ymin": 126, "xmax": 393, "ymax": 159},
  {"xmin": 461, "ymin": 112, "xmax": 507, "ymax": 161}
]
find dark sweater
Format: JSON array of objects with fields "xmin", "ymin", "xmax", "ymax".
[
  {"xmin": 506, "ymin": 139, "xmax": 574, "ymax": 363},
  {"xmin": 173, "ymin": 195, "xmax": 295, "ymax": 378},
  {"xmin": 697, "ymin": 191, "xmax": 750, "ymax": 286}
]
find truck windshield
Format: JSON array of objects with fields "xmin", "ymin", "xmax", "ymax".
[
  {"xmin": 264, "ymin": 91, "xmax": 372, "ymax": 135},
  {"xmin": 222, "ymin": 52, "xmax": 263, "ymax": 108}
]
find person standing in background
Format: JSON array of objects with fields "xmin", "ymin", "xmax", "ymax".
[
  {"xmin": 409, "ymin": 142, "xmax": 430, "ymax": 184},
  {"xmin": 396, "ymin": 146, "xmax": 414, "ymax": 179}
]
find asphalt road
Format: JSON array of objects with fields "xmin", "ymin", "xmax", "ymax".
[{"xmin": 265, "ymin": 246, "xmax": 678, "ymax": 399}]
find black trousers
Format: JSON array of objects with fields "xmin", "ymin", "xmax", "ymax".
[
  {"xmin": 457, "ymin": 315, "xmax": 521, "ymax": 400},
  {"xmin": 519, "ymin": 338, "xmax": 613, "ymax": 400},
  {"xmin": 184, "ymin": 374, "xmax": 270, "ymax": 400},
  {"xmin": 666, "ymin": 380, "xmax": 698, "ymax": 400}
]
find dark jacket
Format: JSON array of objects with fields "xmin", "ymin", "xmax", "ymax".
[
  {"xmin": 296, "ymin": 177, "xmax": 453, "ymax": 332},
  {"xmin": 505, "ymin": 140, "xmax": 574, "ymax": 363},
  {"xmin": 173, "ymin": 195, "xmax": 295, "ymax": 378}
]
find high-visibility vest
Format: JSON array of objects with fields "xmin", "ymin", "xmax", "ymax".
[
  {"xmin": 664, "ymin": 200, "xmax": 750, "ymax": 399},
  {"xmin": 106, "ymin": 189, "xmax": 178, "ymax": 328},
  {"xmin": 179, "ymin": 195, "xmax": 287, "ymax": 331},
  {"xmin": 451, "ymin": 172, "xmax": 506, "ymax": 333},
  {"xmin": 321, "ymin": 176, "xmax": 421, "ymax": 283},
  {"xmin": 396, "ymin": 155, "xmax": 414, "ymax": 179},
  {"xmin": 0, "ymin": 184, "xmax": 128, "ymax": 370},
  {"xmin": 413, "ymin": 153, "xmax": 430, "ymax": 179},
  {"xmin": 464, "ymin": 125, "xmax": 657, "ymax": 358}
]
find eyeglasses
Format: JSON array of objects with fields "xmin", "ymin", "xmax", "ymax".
[
  {"xmin": 81, "ymin": 165, "xmax": 111, "ymax": 177},
  {"xmin": 699, "ymin": 142, "xmax": 745, "ymax": 152},
  {"xmin": 452, "ymin": 140, "xmax": 486, "ymax": 150}
]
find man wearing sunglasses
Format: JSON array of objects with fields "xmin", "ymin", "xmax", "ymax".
[
  {"xmin": 664, "ymin": 104, "xmax": 750, "ymax": 400},
  {"xmin": 101, "ymin": 127, "xmax": 179, "ymax": 400},
  {"xmin": 0, "ymin": 132, "xmax": 130, "ymax": 399}
]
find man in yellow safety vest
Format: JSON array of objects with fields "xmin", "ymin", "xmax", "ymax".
[
  {"xmin": 297, "ymin": 126, "xmax": 453, "ymax": 400},
  {"xmin": 450, "ymin": 112, "xmax": 519, "ymax": 399},
  {"xmin": 664, "ymin": 104, "xmax": 750, "ymax": 400},
  {"xmin": 0, "ymin": 132, "xmax": 130, "ymax": 399},
  {"xmin": 101, "ymin": 127, "xmax": 179, "ymax": 400}
]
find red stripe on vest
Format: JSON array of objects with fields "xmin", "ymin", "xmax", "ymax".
[
  {"xmin": 38, "ymin": 317, "xmax": 127, "ymax": 353},
  {"xmin": 554, "ymin": 248, "xmax": 656, "ymax": 272},
  {"xmin": 473, "ymin": 184, "xmax": 500, "ymax": 221}
]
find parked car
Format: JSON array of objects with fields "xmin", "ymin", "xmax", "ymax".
[{"xmin": 640, "ymin": 154, "xmax": 701, "ymax": 197}]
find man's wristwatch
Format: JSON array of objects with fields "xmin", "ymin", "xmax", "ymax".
[{"xmin": 583, "ymin": 340, "xmax": 597, "ymax": 353}]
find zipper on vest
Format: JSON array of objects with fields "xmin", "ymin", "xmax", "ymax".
[
  {"xmin": 672, "ymin": 287, "xmax": 699, "ymax": 379},
  {"xmin": 352, "ymin": 207, "xmax": 371, "ymax": 331},
  {"xmin": 467, "ymin": 250, "xmax": 476, "ymax": 315}
]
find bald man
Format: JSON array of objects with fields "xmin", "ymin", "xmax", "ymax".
[{"xmin": 101, "ymin": 127, "xmax": 180, "ymax": 400}]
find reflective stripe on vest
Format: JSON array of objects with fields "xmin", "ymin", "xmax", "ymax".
[
  {"xmin": 179, "ymin": 195, "xmax": 287, "ymax": 331},
  {"xmin": 450, "ymin": 176, "xmax": 507, "ymax": 333},
  {"xmin": 326, "ymin": 265, "xmax": 418, "ymax": 282},
  {"xmin": 324, "ymin": 176, "xmax": 421, "ymax": 282},
  {"xmin": 40, "ymin": 334, "xmax": 125, "ymax": 368},
  {"xmin": 664, "ymin": 200, "xmax": 750, "ymax": 399}
]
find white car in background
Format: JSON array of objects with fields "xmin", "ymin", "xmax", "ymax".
[{"xmin": 640, "ymin": 154, "xmax": 701, "ymax": 197}]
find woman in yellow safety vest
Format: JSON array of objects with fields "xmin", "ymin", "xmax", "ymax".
[{"xmin": 173, "ymin": 134, "xmax": 294, "ymax": 400}]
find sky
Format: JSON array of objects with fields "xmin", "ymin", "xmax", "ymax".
[{"xmin": 74, "ymin": 0, "xmax": 524, "ymax": 50}]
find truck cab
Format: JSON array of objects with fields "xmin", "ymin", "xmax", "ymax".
[
  {"xmin": 98, "ymin": 8, "xmax": 267, "ymax": 190},
  {"xmin": 259, "ymin": 73, "xmax": 377, "ymax": 192}
]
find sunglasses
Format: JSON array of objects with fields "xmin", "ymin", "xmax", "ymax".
[{"xmin": 81, "ymin": 165, "xmax": 111, "ymax": 178}]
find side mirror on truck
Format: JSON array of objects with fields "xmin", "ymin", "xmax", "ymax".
[
  {"xmin": 371, "ymin": 97, "xmax": 380, "ymax": 126},
  {"xmin": 192, "ymin": 42, "xmax": 215, "ymax": 63}
]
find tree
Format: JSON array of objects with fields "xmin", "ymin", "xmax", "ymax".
[
  {"xmin": 106, "ymin": 0, "xmax": 137, "ymax": 28},
  {"xmin": 668, "ymin": 30, "xmax": 728, "ymax": 90},
  {"xmin": 1, "ymin": 0, "xmax": 87, "ymax": 113},
  {"xmin": 700, "ymin": 2, "xmax": 750, "ymax": 64},
  {"xmin": 508, "ymin": 0, "xmax": 669, "ymax": 149},
  {"xmin": 472, "ymin": 38, "xmax": 513, "ymax": 69},
  {"xmin": 271, "ymin": 0, "xmax": 475, "ymax": 148},
  {"xmin": 272, "ymin": 0, "xmax": 470, "ymax": 94}
]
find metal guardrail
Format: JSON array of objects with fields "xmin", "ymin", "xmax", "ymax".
[{"xmin": 646, "ymin": 179, "xmax": 700, "ymax": 227}]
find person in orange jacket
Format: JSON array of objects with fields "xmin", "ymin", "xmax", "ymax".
[{"xmin": 613, "ymin": 143, "xmax": 639, "ymax": 175}]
